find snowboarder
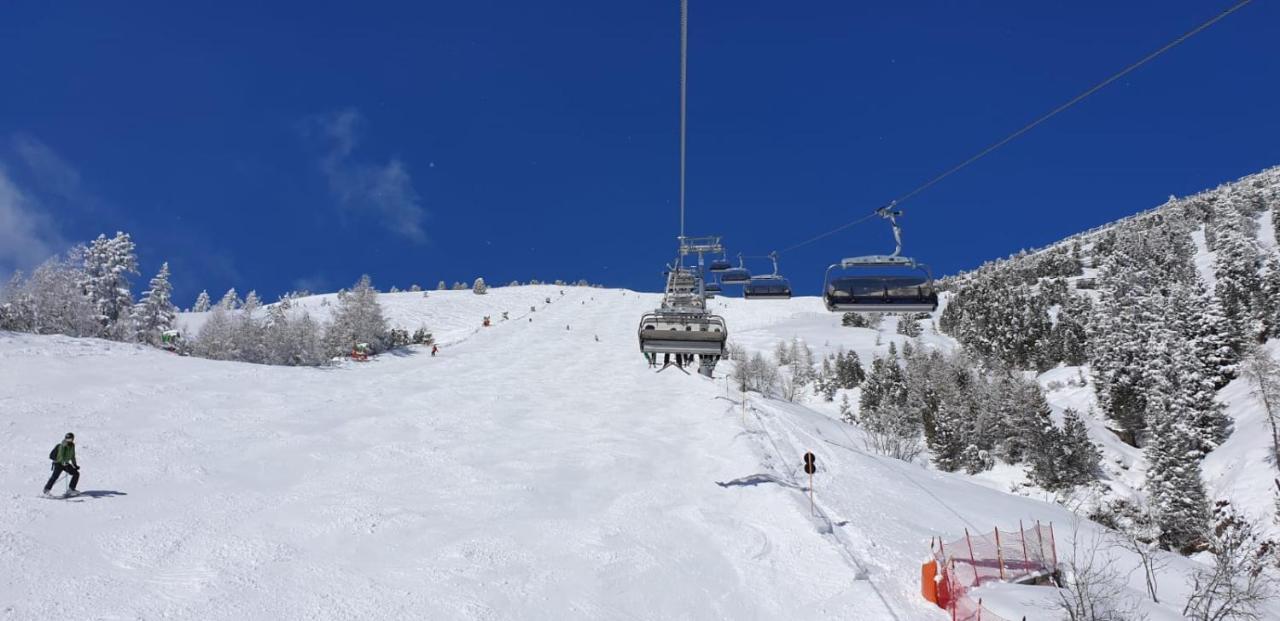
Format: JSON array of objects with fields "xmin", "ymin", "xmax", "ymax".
[
  {"xmin": 431, "ymin": 344, "xmax": 439, "ymax": 357},
  {"xmin": 43, "ymin": 433, "xmax": 80, "ymax": 497}
]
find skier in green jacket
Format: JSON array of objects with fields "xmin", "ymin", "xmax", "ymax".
[{"xmin": 43, "ymin": 433, "xmax": 80, "ymax": 497}]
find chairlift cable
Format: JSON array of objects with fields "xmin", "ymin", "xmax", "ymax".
[{"xmin": 777, "ymin": 0, "xmax": 1254, "ymax": 257}]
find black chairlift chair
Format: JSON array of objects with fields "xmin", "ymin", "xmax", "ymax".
[
  {"xmin": 743, "ymin": 251, "xmax": 792, "ymax": 300},
  {"xmin": 720, "ymin": 254, "xmax": 752, "ymax": 284},
  {"xmin": 708, "ymin": 255, "xmax": 733, "ymax": 273},
  {"xmin": 823, "ymin": 206, "xmax": 937, "ymax": 313}
]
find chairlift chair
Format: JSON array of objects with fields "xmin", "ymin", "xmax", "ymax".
[
  {"xmin": 823, "ymin": 205, "xmax": 938, "ymax": 314},
  {"xmin": 743, "ymin": 251, "xmax": 793, "ymax": 300},
  {"xmin": 720, "ymin": 254, "xmax": 752, "ymax": 284}
]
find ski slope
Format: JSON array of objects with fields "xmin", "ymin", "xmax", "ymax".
[{"xmin": 2, "ymin": 286, "xmax": 1269, "ymax": 619}]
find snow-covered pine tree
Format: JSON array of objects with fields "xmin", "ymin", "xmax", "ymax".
[
  {"xmin": 841, "ymin": 312, "xmax": 869, "ymax": 328},
  {"xmin": 1143, "ymin": 331, "xmax": 1211, "ymax": 552},
  {"xmin": 132, "ymin": 262, "xmax": 177, "ymax": 346},
  {"xmin": 473, "ymin": 277, "xmax": 488, "ymax": 295},
  {"xmin": 1050, "ymin": 293, "xmax": 1091, "ymax": 367},
  {"xmin": 896, "ymin": 316, "xmax": 922, "ymax": 337},
  {"xmin": 409, "ymin": 284, "xmax": 422, "ymax": 292},
  {"xmin": 452, "ymin": 282, "xmax": 467, "ymax": 290},
  {"xmin": 1057, "ymin": 408, "xmax": 1101, "ymax": 488},
  {"xmin": 80, "ymin": 232, "xmax": 139, "ymax": 340},
  {"xmin": 231, "ymin": 290, "xmax": 266, "ymax": 363},
  {"xmin": 437, "ymin": 281, "xmax": 447, "ymax": 290},
  {"xmin": 773, "ymin": 340, "xmax": 792, "ymax": 366},
  {"xmin": 839, "ymin": 393, "xmax": 853, "ymax": 424},
  {"xmin": 1211, "ymin": 217, "xmax": 1264, "ymax": 350},
  {"xmin": 192, "ymin": 306, "xmax": 237, "ymax": 360},
  {"xmin": 1263, "ymin": 256, "xmax": 1280, "ymax": 338},
  {"xmin": 815, "ymin": 358, "xmax": 838, "ymax": 401},
  {"xmin": 323, "ymin": 275, "xmax": 390, "ymax": 357},
  {"xmin": 834, "ymin": 350, "xmax": 865, "ymax": 389},
  {"xmin": 219, "ymin": 288, "xmax": 241, "ymax": 310},
  {"xmin": 193, "ymin": 290, "xmax": 211, "ymax": 312},
  {"xmin": 2, "ymin": 249, "xmax": 98, "ymax": 337}
]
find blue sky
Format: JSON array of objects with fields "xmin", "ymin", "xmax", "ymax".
[{"xmin": 2, "ymin": 1, "xmax": 1277, "ymax": 304}]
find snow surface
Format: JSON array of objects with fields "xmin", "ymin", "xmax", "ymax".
[
  {"xmin": 1190, "ymin": 226, "xmax": 1217, "ymax": 289},
  {"xmin": 4, "ymin": 287, "xmax": 1275, "ymax": 619}
]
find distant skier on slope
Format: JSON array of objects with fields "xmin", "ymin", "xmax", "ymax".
[
  {"xmin": 43, "ymin": 432, "xmax": 80, "ymax": 497},
  {"xmin": 431, "ymin": 344, "xmax": 439, "ymax": 357}
]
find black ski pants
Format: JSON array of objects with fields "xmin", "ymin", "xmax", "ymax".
[{"xmin": 44, "ymin": 463, "xmax": 79, "ymax": 492}]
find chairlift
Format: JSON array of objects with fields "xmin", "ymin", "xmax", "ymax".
[
  {"xmin": 823, "ymin": 206, "xmax": 938, "ymax": 313},
  {"xmin": 743, "ymin": 251, "xmax": 793, "ymax": 300},
  {"xmin": 719, "ymin": 254, "xmax": 752, "ymax": 284},
  {"xmin": 708, "ymin": 254, "xmax": 732, "ymax": 273}
]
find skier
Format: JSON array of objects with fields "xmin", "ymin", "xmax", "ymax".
[
  {"xmin": 431, "ymin": 344, "xmax": 439, "ymax": 357},
  {"xmin": 43, "ymin": 432, "xmax": 80, "ymax": 497}
]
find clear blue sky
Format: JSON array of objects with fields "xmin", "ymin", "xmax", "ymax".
[{"xmin": 2, "ymin": 1, "xmax": 1277, "ymax": 304}]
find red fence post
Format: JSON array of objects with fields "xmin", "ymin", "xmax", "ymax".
[
  {"xmin": 1049, "ymin": 522, "xmax": 1059, "ymax": 568},
  {"xmin": 1019, "ymin": 520, "xmax": 1030, "ymax": 571},
  {"xmin": 994, "ymin": 527, "xmax": 1006, "ymax": 581}
]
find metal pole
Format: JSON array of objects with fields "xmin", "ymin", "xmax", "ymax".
[
  {"xmin": 678, "ymin": 0, "xmax": 687, "ymax": 239},
  {"xmin": 809, "ymin": 470, "xmax": 814, "ymax": 516}
]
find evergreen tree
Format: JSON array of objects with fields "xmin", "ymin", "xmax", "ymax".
[
  {"xmin": 1144, "ymin": 334, "xmax": 1211, "ymax": 552},
  {"xmin": 219, "ymin": 288, "xmax": 241, "ymax": 310},
  {"xmin": 132, "ymin": 262, "xmax": 177, "ymax": 346},
  {"xmin": 841, "ymin": 312, "xmax": 869, "ymax": 328},
  {"xmin": 232, "ymin": 291, "xmax": 265, "ymax": 363},
  {"xmin": 839, "ymin": 393, "xmax": 853, "ymax": 425},
  {"xmin": 773, "ymin": 340, "xmax": 792, "ymax": 366},
  {"xmin": 473, "ymin": 277, "xmax": 488, "ymax": 295},
  {"xmin": 815, "ymin": 357, "xmax": 838, "ymax": 401},
  {"xmin": 896, "ymin": 316, "xmax": 922, "ymax": 337},
  {"xmin": 193, "ymin": 290, "xmax": 211, "ymax": 312},
  {"xmin": 835, "ymin": 351, "xmax": 866, "ymax": 389},
  {"xmin": 1263, "ymin": 256, "xmax": 1280, "ymax": 338},
  {"xmin": 324, "ymin": 275, "xmax": 390, "ymax": 356},
  {"xmin": 1057, "ymin": 408, "xmax": 1101, "ymax": 487},
  {"xmin": 437, "ymin": 280, "xmax": 447, "ymax": 290},
  {"xmin": 1211, "ymin": 218, "xmax": 1264, "ymax": 350},
  {"xmin": 193, "ymin": 306, "xmax": 236, "ymax": 360},
  {"xmin": 81, "ymin": 231, "xmax": 139, "ymax": 340},
  {"xmin": 1050, "ymin": 294, "xmax": 1091, "ymax": 366}
]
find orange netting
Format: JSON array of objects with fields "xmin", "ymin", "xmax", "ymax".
[{"xmin": 926, "ymin": 521, "xmax": 1057, "ymax": 621}]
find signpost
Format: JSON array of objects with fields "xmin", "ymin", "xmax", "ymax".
[{"xmin": 803, "ymin": 452, "xmax": 816, "ymax": 515}]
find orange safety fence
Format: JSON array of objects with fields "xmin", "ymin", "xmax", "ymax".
[{"xmin": 923, "ymin": 521, "xmax": 1056, "ymax": 621}]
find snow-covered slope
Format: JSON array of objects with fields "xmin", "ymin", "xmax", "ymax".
[{"xmin": 3, "ymin": 288, "xmax": 1268, "ymax": 619}]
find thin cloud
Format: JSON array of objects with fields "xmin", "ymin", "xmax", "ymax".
[
  {"xmin": 0, "ymin": 164, "xmax": 64, "ymax": 281},
  {"xmin": 302, "ymin": 109, "xmax": 427, "ymax": 242},
  {"xmin": 12, "ymin": 134, "xmax": 88, "ymax": 205}
]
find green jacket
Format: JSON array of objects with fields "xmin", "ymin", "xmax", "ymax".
[{"xmin": 55, "ymin": 441, "xmax": 76, "ymax": 465}]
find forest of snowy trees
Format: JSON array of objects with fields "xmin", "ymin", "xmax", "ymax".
[
  {"xmin": 0, "ymin": 232, "xmax": 409, "ymax": 367},
  {"xmin": 938, "ymin": 168, "xmax": 1280, "ymax": 555}
]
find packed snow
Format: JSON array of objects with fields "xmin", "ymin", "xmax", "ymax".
[{"xmin": 3, "ymin": 286, "xmax": 1277, "ymax": 619}]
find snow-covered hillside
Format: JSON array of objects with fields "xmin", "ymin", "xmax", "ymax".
[{"xmin": 3, "ymin": 286, "xmax": 1258, "ymax": 620}]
